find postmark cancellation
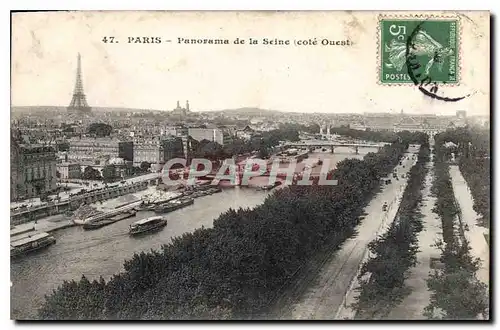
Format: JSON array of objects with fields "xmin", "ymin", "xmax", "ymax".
[{"xmin": 378, "ymin": 15, "xmax": 460, "ymax": 85}]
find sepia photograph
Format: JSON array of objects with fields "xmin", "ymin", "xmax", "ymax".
[{"xmin": 10, "ymin": 10, "xmax": 490, "ymax": 320}]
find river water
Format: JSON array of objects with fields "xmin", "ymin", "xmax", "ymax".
[{"xmin": 11, "ymin": 147, "xmax": 377, "ymax": 319}]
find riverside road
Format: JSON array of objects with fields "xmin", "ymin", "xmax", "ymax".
[{"xmin": 277, "ymin": 145, "xmax": 420, "ymax": 320}]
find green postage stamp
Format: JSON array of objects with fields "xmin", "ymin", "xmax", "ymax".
[{"xmin": 379, "ymin": 17, "xmax": 459, "ymax": 84}]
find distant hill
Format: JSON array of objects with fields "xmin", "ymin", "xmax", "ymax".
[
  {"xmin": 11, "ymin": 106, "xmax": 67, "ymax": 113},
  {"xmin": 11, "ymin": 106, "xmax": 286, "ymax": 116},
  {"xmin": 212, "ymin": 107, "xmax": 285, "ymax": 116},
  {"xmin": 11, "ymin": 106, "xmax": 163, "ymax": 114}
]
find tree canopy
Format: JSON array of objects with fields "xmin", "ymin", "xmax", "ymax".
[
  {"xmin": 82, "ymin": 166, "xmax": 102, "ymax": 181},
  {"xmin": 39, "ymin": 133, "xmax": 427, "ymax": 320},
  {"xmin": 87, "ymin": 123, "xmax": 113, "ymax": 137},
  {"xmin": 102, "ymin": 164, "xmax": 118, "ymax": 183},
  {"xmin": 424, "ymin": 130, "xmax": 489, "ymax": 320},
  {"xmin": 434, "ymin": 127, "xmax": 490, "ymax": 228},
  {"xmin": 355, "ymin": 140, "xmax": 430, "ymax": 319}
]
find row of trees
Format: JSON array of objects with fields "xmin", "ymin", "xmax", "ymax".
[
  {"xmin": 328, "ymin": 127, "xmax": 428, "ymax": 145},
  {"xmin": 459, "ymin": 157, "xmax": 490, "ymax": 228},
  {"xmin": 457, "ymin": 127, "xmax": 490, "ymax": 228},
  {"xmin": 39, "ymin": 133, "xmax": 421, "ymax": 319},
  {"xmin": 353, "ymin": 140, "xmax": 430, "ymax": 319},
  {"xmin": 424, "ymin": 132, "xmax": 488, "ymax": 319},
  {"xmin": 80, "ymin": 162, "xmax": 152, "ymax": 182},
  {"xmin": 433, "ymin": 127, "xmax": 490, "ymax": 228}
]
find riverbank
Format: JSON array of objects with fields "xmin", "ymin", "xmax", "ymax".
[
  {"xmin": 11, "ymin": 187, "xmax": 271, "ymax": 320},
  {"xmin": 11, "ymin": 215, "xmax": 75, "ymax": 236}
]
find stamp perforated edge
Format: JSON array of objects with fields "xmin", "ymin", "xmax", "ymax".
[{"xmin": 376, "ymin": 14, "xmax": 462, "ymax": 87}]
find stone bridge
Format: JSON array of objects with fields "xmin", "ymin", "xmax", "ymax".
[{"xmin": 283, "ymin": 141, "xmax": 390, "ymax": 154}]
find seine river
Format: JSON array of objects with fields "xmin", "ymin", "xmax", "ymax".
[{"xmin": 11, "ymin": 148, "xmax": 377, "ymax": 319}]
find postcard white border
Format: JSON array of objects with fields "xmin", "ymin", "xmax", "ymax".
[{"xmin": 3, "ymin": 0, "xmax": 496, "ymax": 329}]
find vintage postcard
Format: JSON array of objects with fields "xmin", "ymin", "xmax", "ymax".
[{"xmin": 10, "ymin": 11, "xmax": 490, "ymax": 320}]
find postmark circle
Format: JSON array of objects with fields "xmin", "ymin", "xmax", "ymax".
[{"xmin": 404, "ymin": 19, "xmax": 471, "ymax": 102}]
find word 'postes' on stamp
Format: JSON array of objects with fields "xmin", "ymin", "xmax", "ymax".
[{"xmin": 379, "ymin": 18, "xmax": 458, "ymax": 85}]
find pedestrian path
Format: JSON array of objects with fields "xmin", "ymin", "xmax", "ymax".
[
  {"xmin": 385, "ymin": 161, "xmax": 441, "ymax": 319},
  {"xmin": 11, "ymin": 214, "xmax": 74, "ymax": 236},
  {"xmin": 449, "ymin": 165, "xmax": 489, "ymax": 287}
]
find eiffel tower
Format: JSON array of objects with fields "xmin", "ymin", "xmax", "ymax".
[{"xmin": 67, "ymin": 53, "xmax": 91, "ymax": 113}]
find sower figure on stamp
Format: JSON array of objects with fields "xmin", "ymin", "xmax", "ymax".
[{"xmin": 385, "ymin": 29, "xmax": 454, "ymax": 75}]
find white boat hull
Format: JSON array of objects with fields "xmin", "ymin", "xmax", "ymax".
[{"xmin": 72, "ymin": 218, "xmax": 87, "ymax": 225}]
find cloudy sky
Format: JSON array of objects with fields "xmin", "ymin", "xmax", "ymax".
[{"xmin": 11, "ymin": 11, "xmax": 490, "ymax": 116}]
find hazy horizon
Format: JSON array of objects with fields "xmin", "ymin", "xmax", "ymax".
[
  {"xmin": 12, "ymin": 12, "xmax": 489, "ymax": 116},
  {"xmin": 9, "ymin": 104, "xmax": 490, "ymax": 117}
]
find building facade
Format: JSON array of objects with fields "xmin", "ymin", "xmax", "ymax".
[
  {"xmin": 132, "ymin": 136, "xmax": 186, "ymax": 167},
  {"xmin": 133, "ymin": 137, "xmax": 162, "ymax": 166},
  {"xmin": 11, "ymin": 134, "xmax": 57, "ymax": 201},
  {"xmin": 68, "ymin": 137, "xmax": 120, "ymax": 160},
  {"xmin": 161, "ymin": 136, "xmax": 185, "ymax": 162},
  {"xmin": 56, "ymin": 162, "xmax": 81, "ymax": 180},
  {"xmin": 162, "ymin": 126, "xmax": 189, "ymax": 137},
  {"xmin": 188, "ymin": 128, "xmax": 233, "ymax": 145}
]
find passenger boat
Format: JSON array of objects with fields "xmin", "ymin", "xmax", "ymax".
[
  {"xmin": 83, "ymin": 210, "xmax": 137, "ymax": 230},
  {"xmin": 129, "ymin": 216, "xmax": 167, "ymax": 235},
  {"xmin": 10, "ymin": 232, "xmax": 56, "ymax": 258},
  {"xmin": 154, "ymin": 197, "xmax": 194, "ymax": 214}
]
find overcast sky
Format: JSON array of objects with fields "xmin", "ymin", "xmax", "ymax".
[{"xmin": 11, "ymin": 11, "xmax": 490, "ymax": 116}]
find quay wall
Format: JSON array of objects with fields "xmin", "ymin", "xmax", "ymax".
[{"xmin": 10, "ymin": 181, "xmax": 154, "ymax": 225}]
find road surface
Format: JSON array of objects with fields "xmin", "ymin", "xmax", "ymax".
[{"xmin": 281, "ymin": 145, "xmax": 420, "ymax": 320}]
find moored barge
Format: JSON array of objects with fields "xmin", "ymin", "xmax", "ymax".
[
  {"xmin": 154, "ymin": 197, "xmax": 194, "ymax": 214},
  {"xmin": 83, "ymin": 210, "xmax": 137, "ymax": 230}
]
